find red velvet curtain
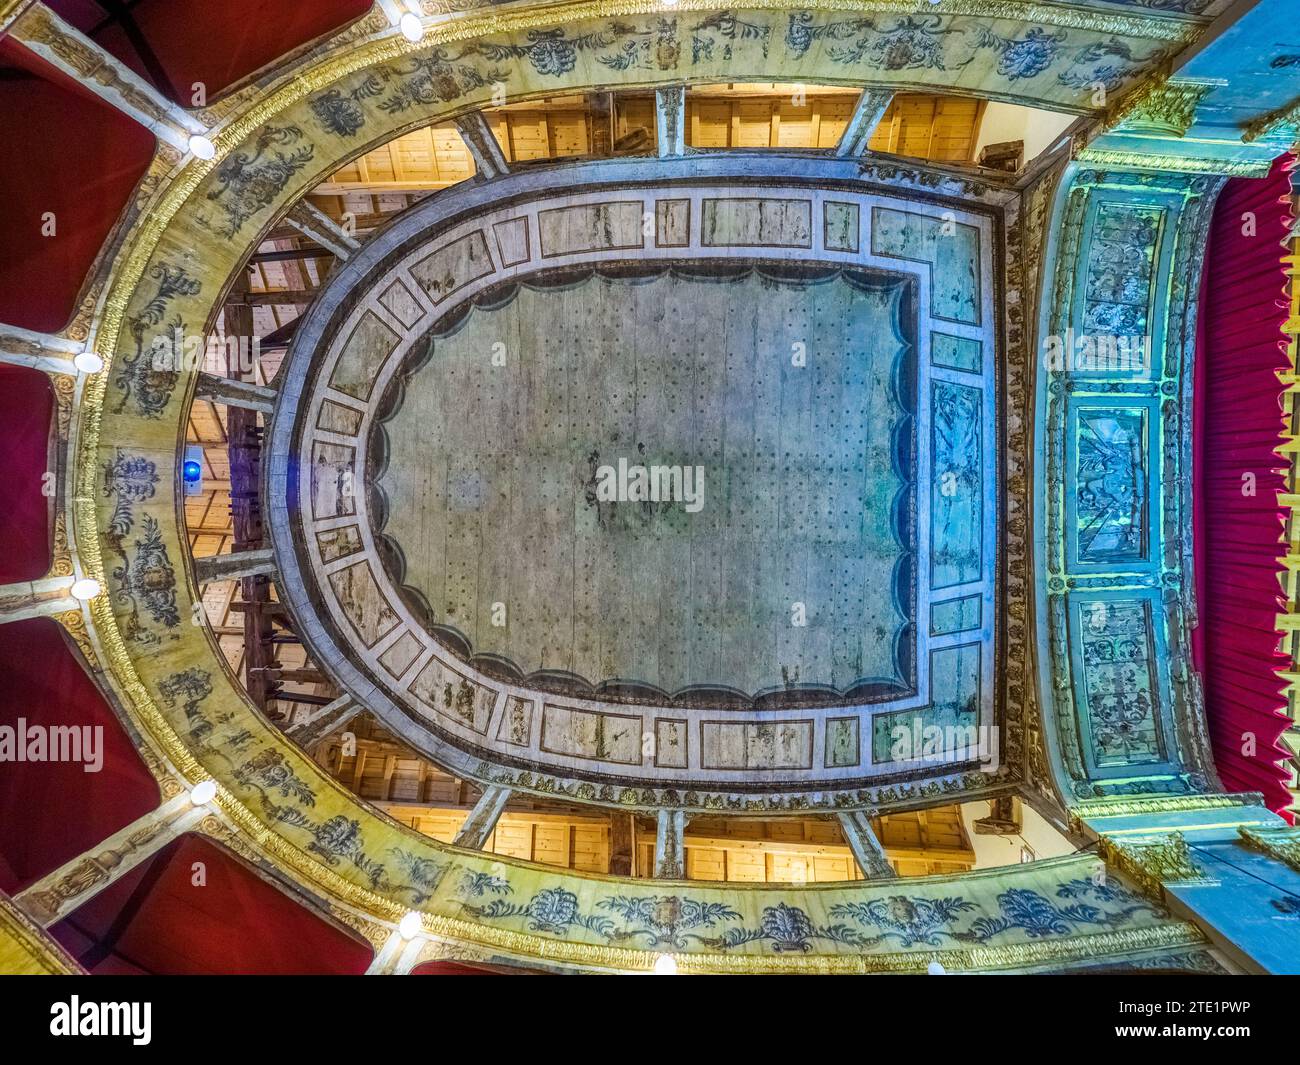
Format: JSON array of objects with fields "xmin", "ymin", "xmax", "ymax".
[
  {"xmin": 0, "ymin": 366, "xmax": 54, "ymax": 583},
  {"xmin": 44, "ymin": 0, "xmax": 374, "ymax": 102},
  {"xmin": 1193, "ymin": 154, "xmax": 1296, "ymax": 816},
  {"xmin": 0, "ymin": 619, "xmax": 160, "ymax": 892},
  {"xmin": 0, "ymin": 37, "xmax": 155, "ymax": 332},
  {"xmin": 51, "ymin": 835, "xmax": 374, "ymax": 974}
]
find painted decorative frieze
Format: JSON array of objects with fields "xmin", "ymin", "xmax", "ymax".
[{"xmin": 1034, "ymin": 165, "xmax": 1223, "ymax": 803}]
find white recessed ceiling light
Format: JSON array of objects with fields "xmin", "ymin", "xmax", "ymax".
[
  {"xmin": 398, "ymin": 912, "xmax": 423, "ymax": 939},
  {"xmin": 189, "ymin": 779, "xmax": 218, "ymax": 805},
  {"xmin": 652, "ymin": 953, "xmax": 678, "ymax": 975},
  {"xmin": 188, "ymin": 134, "xmax": 216, "ymax": 160},
  {"xmin": 399, "ymin": 12, "xmax": 424, "ymax": 41},
  {"xmin": 73, "ymin": 351, "xmax": 104, "ymax": 374},
  {"xmin": 69, "ymin": 578, "xmax": 101, "ymax": 601}
]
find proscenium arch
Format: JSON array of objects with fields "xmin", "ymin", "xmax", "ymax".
[{"xmin": 67, "ymin": 2, "xmax": 1205, "ymax": 973}]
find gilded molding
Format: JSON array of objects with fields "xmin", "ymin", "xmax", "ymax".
[
  {"xmin": 1013, "ymin": 163, "xmax": 1065, "ymax": 805},
  {"xmin": 1073, "ymin": 792, "xmax": 1268, "ymax": 823},
  {"xmin": 413, "ymin": 911, "xmax": 1205, "ymax": 974},
  {"xmin": 0, "ymin": 0, "xmax": 33, "ymax": 33},
  {"xmin": 326, "ymin": 906, "xmax": 394, "ymax": 953},
  {"xmin": 0, "ymin": 893, "xmax": 80, "ymax": 976},
  {"xmin": 13, "ymin": 6, "xmax": 179, "ymax": 131},
  {"xmin": 1276, "ymin": 193, "xmax": 1300, "ymax": 819},
  {"xmin": 1242, "ymin": 95, "xmax": 1300, "ymax": 145},
  {"xmin": 17, "ymin": 798, "xmax": 200, "ymax": 925},
  {"xmin": 1075, "ymin": 146, "xmax": 1271, "ymax": 177},
  {"xmin": 53, "ymin": 609, "xmax": 100, "ymax": 669},
  {"xmin": 50, "ymin": 372, "xmax": 75, "ymax": 442},
  {"xmin": 1237, "ymin": 826, "xmax": 1300, "ymax": 873},
  {"xmin": 1098, "ymin": 832, "xmax": 1214, "ymax": 900},
  {"xmin": 1036, "ymin": 164, "xmax": 1229, "ymax": 809},
  {"xmin": 1101, "ymin": 76, "xmax": 1217, "ymax": 138},
  {"xmin": 50, "ymin": 509, "xmax": 73, "ymax": 579}
]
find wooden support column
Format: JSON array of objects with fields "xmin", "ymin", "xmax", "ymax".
[
  {"xmin": 193, "ymin": 548, "xmax": 276, "ymax": 584},
  {"xmin": 243, "ymin": 290, "xmax": 317, "ymax": 307},
  {"xmin": 837, "ymin": 811, "xmax": 898, "ymax": 880},
  {"xmin": 452, "ymin": 786, "xmax": 511, "ymax": 850},
  {"xmin": 0, "ymin": 323, "xmax": 83, "ymax": 375},
  {"xmin": 252, "ymin": 666, "xmax": 329, "ymax": 686},
  {"xmin": 195, "ymin": 372, "xmax": 276, "ymax": 413},
  {"xmin": 11, "ymin": 4, "xmax": 206, "ymax": 152},
  {"xmin": 609, "ymin": 812, "xmax": 635, "ymax": 876},
  {"xmin": 836, "ymin": 89, "xmax": 894, "ymax": 157},
  {"xmin": 285, "ymin": 200, "xmax": 362, "ymax": 262},
  {"xmin": 272, "ymin": 690, "xmax": 334, "ymax": 707},
  {"xmin": 0, "ymin": 577, "xmax": 79, "ymax": 624},
  {"xmin": 587, "ymin": 91, "xmax": 614, "ymax": 157},
  {"xmin": 16, "ymin": 793, "xmax": 209, "ymax": 926},
  {"xmin": 222, "ymin": 278, "xmax": 279, "ymax": 714},
  {"xmin": 455, "ymin": 111, "xmax": 511, "ymax": 180},
  {"xmin": 284, "ymin": 695, "xmax": 362, "ymax": 748},
  {"xmin": 653, "ymin": 809, "xmax": 686, "ymax": 879},
  {"xmin": 973, "ymin": 795, "xmax": 1021, "ymax": 835},
  {"xmin": 656, "ymin": 86, "xmax": 686, "ymax": 158}
]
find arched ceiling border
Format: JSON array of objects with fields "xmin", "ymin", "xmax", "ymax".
[
  {"xmin": 264, "ymin": 155, "xmax": 1007, "ymax": 807},
  {"xmin": 60, "ymin": 1, "xmax": 1211, "ymax": 972}
]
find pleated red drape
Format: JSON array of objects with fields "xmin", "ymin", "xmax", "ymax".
[{"xmin": 1192, "ymin": 154, "xmax": 1296, "ymax": 816}]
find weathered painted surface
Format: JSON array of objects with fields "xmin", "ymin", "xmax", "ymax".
[
  {"xmin": 379, "ymin": 267, "xmax": 912, "ymax": 701},
  {"xmin": 269, "ymin": 160, "xmax": 1002, "ymax": 807}
]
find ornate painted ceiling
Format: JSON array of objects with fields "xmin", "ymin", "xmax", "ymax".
[
  {"xmin": 266, "ymin": 156, "xmax": 1007, "ymax": 812},
  {"xmin": 1, "ymin": 0, "xmax": 1299, "ymax": 977}
]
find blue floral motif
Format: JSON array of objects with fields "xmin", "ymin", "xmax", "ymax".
[
  {"xmin": 379, "ymin": 51, "xmax": 508, "ymax": 113},
  {"xmin": 1056, "ymin": 876, "xmax": 1164, "ymax": 920},
  {"xmin": 826, "ymin": 881, "xmax": 1163, "ymax": 947},
  {"xmin": 974, "ymin": 888, "xmax": 1075, "ymax": 938},
  {"xmin": 968, "ymin": 884, "xmax": 1159, "ymax": 940},
  {"xmin": 453, "ymin": 877, "xmax": 1163, "ymax": 955},
  {"xmin": 705, "ymin": 903, "xmax": 864, "ymax": 953},
  {"xmin": 1059, "ymin": 40, "xmax": 1145, "ymax": 92},
  {"xmin": 786, "ymin": 13, "xmax": 976, "ymax": 72},
  {"xmin": 691, "ymin": 12, "xmax": 772, "ymax": 62},
  {"xmin": 388, "ymin": 849, "xmax": 448, "ymax": 903},
  {"xmin": 598, "ymin": 895, "xmax": 741, "ymax": 948},
  {"xmin": 526, "ymin": 888, "xmax": 581, "ymax": 933},
  {"xmin": 784, "ymin": 12, "xmax": 885, "ymax": 61},
  {"xmin": 460, "ymin": 870, "xmax": 511, "ymax": 897},
  {"xmin": 525, "ymin": 29, "xmax": 578, "ymax": 76},
  {"xmin": 204, "ymin": 125, "xmax": 314, "ymax": 239},
  {"xmin": 478, "ymin": 25, "xmax": 643, "ymax": 78},
  {"xmin": 995, "ymin": 27, "xmax": 1065, "ymax": 80},
  {"xmin": 829, "ymin": 895, "xmax": 974, "ymax": 947},
  {"xmin": 465, "ymin": 887, "xmax": 616, "ymax": 937}
]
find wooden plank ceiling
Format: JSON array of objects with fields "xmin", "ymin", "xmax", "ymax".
[{"xmin": 307, "ymin": 714, "xmax": 978, "ymax": 883}]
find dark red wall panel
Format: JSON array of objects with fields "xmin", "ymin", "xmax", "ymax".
[
  {"xmin": 52, "ymin": 835, "xmax": 374, "ymax": 975},
  {"xmin": 0, "ymin": 618, "xmax": 159, "ymax": 893},
  {"xmin": 45, "ymin": 0, "xmax": 373, "ymax": 102},
  {"xmin": 0, "ymin": 365, "xmax": 54, "ymax": 583},
  {"xmin": 0, "ymin": 37, "xmax": 154, "ymax": 332},
  {"xmin": 1193, "ymin": 154, "xmax": 1295, "ymax": 815}
]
